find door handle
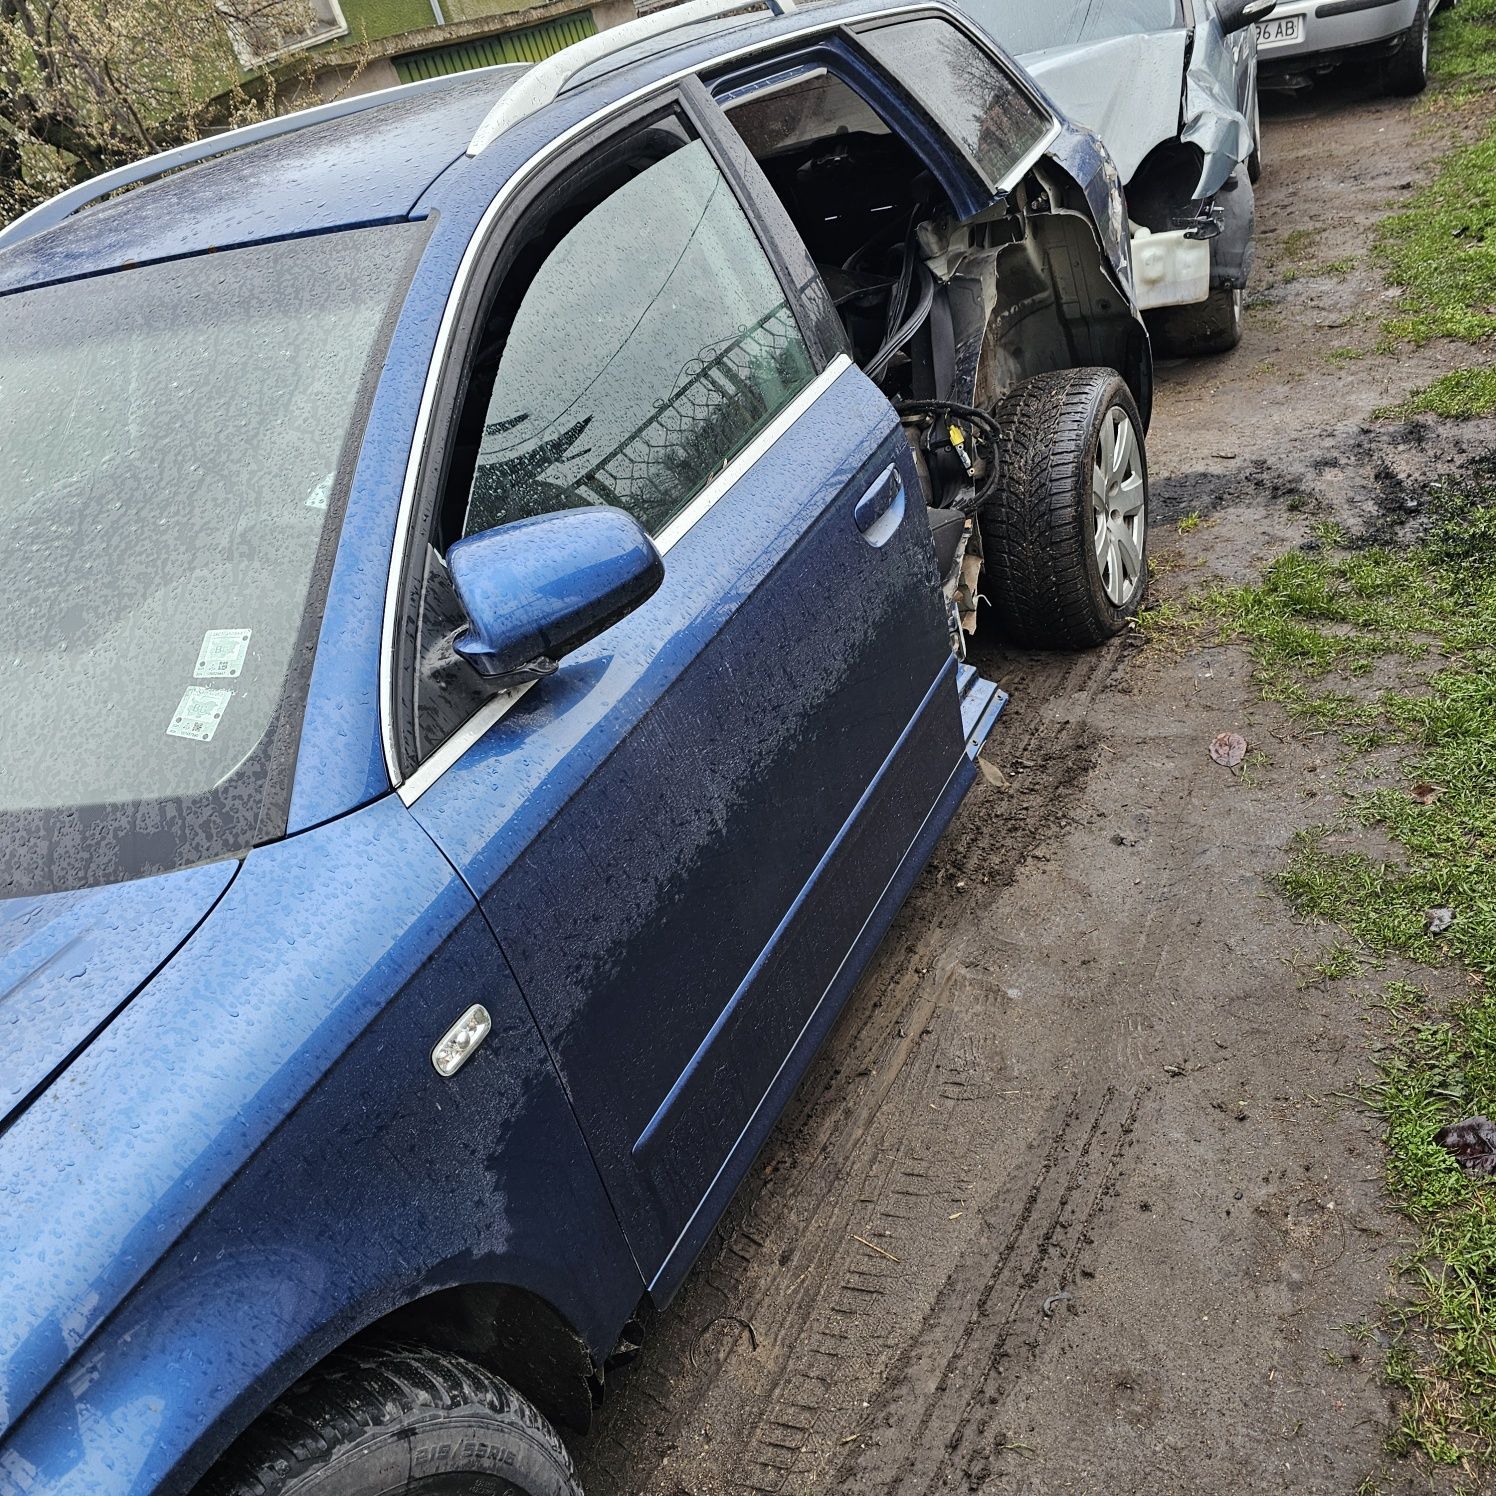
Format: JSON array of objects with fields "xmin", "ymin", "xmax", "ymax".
[{"xmin": 853, "ymin": 467, "xmax": 906, "ymax": 548}]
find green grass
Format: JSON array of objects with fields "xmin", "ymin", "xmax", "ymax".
[
  {"xmin": 1429, "ymin": 0, "xmax": 1496, "ymax": 85},
  {"xmin": 1283, "ymin": 227, "xmax": 1320, "ymax": 259},
  {"xmin": 1376, "ymin": 969, "xmax": 1496, "ymax": 1472},
  {"xmin": 1212, "ymin": 475, "xmax": 1496, "ymax": 1473},
  {"xmin": 1386, "ymin": 367, "xmax": 1496, "ymax": 420},
  {"xmin": 1373, "ymin": 0, "xmax": 1496, "ymax": 412},
  {"xmin": 1377, "ymin": 126, "xmax": 1496, "ymax": 348}
]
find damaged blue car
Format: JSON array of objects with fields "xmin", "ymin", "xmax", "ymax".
[{"xmin": 0, "ymin": 3, "xmax": 1152, "ymax": 1492}]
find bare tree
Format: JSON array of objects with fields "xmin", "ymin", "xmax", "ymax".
[{"xmin": 0, "ymin": 0, "xmax": 335, "ymax": 225}]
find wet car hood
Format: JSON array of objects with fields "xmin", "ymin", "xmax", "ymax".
[
  {"xmin": 1023, "ymin": 32, "xmax": 1189, "ymax": 184},
  {"xmin": 0, "ymin": 861, "xmax": 238, "ymax": 1135}
]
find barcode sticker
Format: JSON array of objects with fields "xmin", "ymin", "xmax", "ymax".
[
  {"xmin": 195, "ymin": 628, "xmax": 251, "ymax": 679},
  {"xmin": 167, "ymin": 686, "xmax": 232, "ymax": 742}
]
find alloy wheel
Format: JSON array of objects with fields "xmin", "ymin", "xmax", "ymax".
[{"xmin": 1091, "ymin": 407, "xmax": 1146, "ymax": 607}]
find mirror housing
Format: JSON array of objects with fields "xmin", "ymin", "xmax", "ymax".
[
  {"xmin": 448, "ymin": 507, "xmax": 664, "ymax": 684},
  {"xmin": 1219, "ymin": 0, "xmax": 1277, "ymax": 34}
]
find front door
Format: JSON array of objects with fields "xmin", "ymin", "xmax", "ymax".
[{"xmin": 403, "ymin": 102, "xmax": 981, "ymax": 1290}]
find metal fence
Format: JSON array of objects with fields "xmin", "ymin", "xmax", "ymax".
[{"xmin": 569, "ymin": 302, "xmax": 809, "ymax": 533}]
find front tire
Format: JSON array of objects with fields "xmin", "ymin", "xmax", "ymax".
[
  {"xmin": 199, "ymin": 1343, "xmax": 584, "ymax": 1496},
  {"xmin": 1383, "ymin": 0, "xmax": 1431, "ymax": 95},
  {"xmin": 979, "ymin": 368, "xmax": 1149, "ymax": 649}
]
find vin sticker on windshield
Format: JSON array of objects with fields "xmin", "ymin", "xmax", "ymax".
[
  {"xmin": 168, "ymin": 686, "xmax": 232, "ymax": 743},
  {"xmin": 195, "ymin": 628, "xmax": 251, "ymax": 679}
]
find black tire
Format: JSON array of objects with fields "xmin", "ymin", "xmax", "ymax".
[
  {"xmin": 979, "ymin": 368, "xmax": 1149, "ymax": 649},
  {"xmin": 1146, "ymin": 285, "xmax": 1244, "ymax": 358},
  {"xmin": 198, "ymin": 1343, "xmax": 583, "ymax": 1496},
  {"xmin": 1383, "ymin": 0, "xmax": 1431, "ymax": 95}
]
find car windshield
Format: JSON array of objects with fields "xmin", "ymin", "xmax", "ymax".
[
  {"xmin": 0, "ymin": 224, "xmax": 422, "ymax": 897},
  {"xmin": 958, "ymin": 0, "xmax": 1182, "ymax": 53}
]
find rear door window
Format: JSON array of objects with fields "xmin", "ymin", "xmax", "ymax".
[{"xmin": 856, "ymin": 15, "xmax": 1053, "ymax": 191}]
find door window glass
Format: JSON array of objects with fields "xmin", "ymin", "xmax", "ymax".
[
  {"xmin": 463, "ymin": 135, "xmax": 816, "ymax": 541},
  {"xmin": 410, "ymin": 120, "xmax": 817, "ymax": 766},
  {"xmin": 857, "ymin": 16, "xmax": 1052, "ymax": 190}
]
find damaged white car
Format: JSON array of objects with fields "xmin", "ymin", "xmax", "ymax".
[{"xmin": 957, "ymin": 0, "xmax": 1276, "ymax": 356}]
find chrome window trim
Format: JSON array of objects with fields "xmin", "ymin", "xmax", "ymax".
[
  {"xmin": 651, "ymin": 351, "xmax": 851, "ymax": 554},
  {"xmin": 395, "ymin": 354, "xmax": 852, "ymax": 808},
  {"xmin": 1001, "ymin": 117, "xmax": 1064, "ymax": 194},
  {"xmin": 720, "ymin": 62, "xmax": 829, "ymax": 109},
  {"xmin": 379, "ymin": 0, "xmax": 1059, "ymax": 792}
]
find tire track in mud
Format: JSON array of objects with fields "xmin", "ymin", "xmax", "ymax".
[
  {"xmin": 834, "ymin": 1084, "xmax": 1141, "ymax": 1495},
  {"xmin": 577, "ymin": 643, "xmax": 1127, "ymax": 1495}
]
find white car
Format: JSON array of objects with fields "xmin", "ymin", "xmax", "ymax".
[
  {"xmin": 956, "ymin": 0, "xmax": 1276, "ymax": 356},
  {"xmin": 1256, "ymin": 0, "xmax": 1453, "ymax": 96}
]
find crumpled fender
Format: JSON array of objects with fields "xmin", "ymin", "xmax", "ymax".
[
  {"xmin": 1182, "ymin": 23, "xmax": 1254, "ymax": 200},
  {"xmin": 1211, "ymin": 168, "xmax": 1256, "ymax": 291}
]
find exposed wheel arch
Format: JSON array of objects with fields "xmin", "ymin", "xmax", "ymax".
[
  {"xmin": 356, "ymin": 1280, "xmax": 609, "ymax": 1435},
  {"xmin": 963, "ymin": 208, "xmax": 1153, "ymax": 433}
]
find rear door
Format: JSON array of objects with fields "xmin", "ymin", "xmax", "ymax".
[{"xmin": 402, "ymin": 89, "xmax": 987, "ymax": 1293}]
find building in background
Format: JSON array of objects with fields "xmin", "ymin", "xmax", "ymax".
[{"xmin": 233, "ymin": 0, "xmax": 637, "ymax": 102}]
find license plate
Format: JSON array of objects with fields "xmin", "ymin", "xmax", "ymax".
[{"xmin": 1255, "ymin": 14, "xmax": 1304, "ymax": 49}]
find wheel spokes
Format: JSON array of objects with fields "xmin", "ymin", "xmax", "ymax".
[
  {"xmin": 1107, "ymin": 410, "xmax": 1128, "ymax": 480},
  {"xmin": 1092, "ymin": 462, "xmax": 1110, "ymax": 559},
  {"xmin": 1092, "ymin": 406, "xmax": 1146, "ymax": 607},
  {"xmin": 1113, "ymin": 522, "xmax": 1143, "ymax": 580}
]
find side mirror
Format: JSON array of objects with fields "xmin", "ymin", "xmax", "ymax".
[
  {"xmin": 1218, "ymin": 0, "xmax": 1277, "ymax": 34},
  {"xmin": 447, "ymin": 507, "xmax": 664, "ymax": 685}
]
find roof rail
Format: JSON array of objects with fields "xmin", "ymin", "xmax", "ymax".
[
  {"xmin": 0, "ymin": 65, "xmax": 524, "ymax": 256},
  {"xmin": 466, "ymin": 0, "xmax": 793, "ymax": 156}
]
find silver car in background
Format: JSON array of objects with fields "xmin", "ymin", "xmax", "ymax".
[
  {"xmin": 956, "ymin": 0, "xmax": 1276, "ymax": 357},
  {"xmin": 1255, "ymin": 0, "xmax": 1451, "ymax": 96}
]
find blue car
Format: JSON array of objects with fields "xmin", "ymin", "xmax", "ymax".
[{"xmin": 0, "ymin": 3, "xmax": 1151, "ymax": 1491}]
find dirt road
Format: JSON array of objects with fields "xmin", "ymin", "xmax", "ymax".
[{"xmin": 574, "ymin": 75, "xmax": 1496, "ymax": 1495}]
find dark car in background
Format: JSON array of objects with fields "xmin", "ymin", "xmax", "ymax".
[{"xmin": 958, "ymin": 0, "xmax": 1276, "ymax": 355}]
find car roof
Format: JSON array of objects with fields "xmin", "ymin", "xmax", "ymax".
[
  {"xmin": 0, "ymin": 70, "xmax": 520, "ymax": 294},
  {"xmin": 0, "ymin": 0, "xmax": 1007, "ymax": 295}
]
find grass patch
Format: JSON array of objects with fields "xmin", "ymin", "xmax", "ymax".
[
  {"xmin": 1283, "ymin": 227, "xmax": 1321, "ymax": 259},
  {"xmin": 1213, "ymin": 473, "xmax": 1496, "ymax": 1472},
  {"xmin": 1385, "ymin": 367, "xmax": 1496, "ymax": 420},
  {"xmin": 1377, "ymin": 125, "xmax": 1496, "ymax": 348},
  {"xmin": 1374, "ymin": 1, "xmax": 1496, "ymax": 356},
  {"xmin": 1377, "ymin": 978, "xmax": 1496, "ymax": 1470},
  {"xmin": 1430, "ymin": 0, "xmax": 1496, "ymax": 86}
]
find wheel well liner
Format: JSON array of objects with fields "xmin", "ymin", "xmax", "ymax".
[
  {"xmin": 959, "ymin": 210, "xmax": 1152, "ymax": 432},
  {"xmin": 1127, "ymin": 139, "xmax": 1210, "ymax": 229},
  {"xmin": 356, "ymin": 1282, "xmax": 600, "ymax": 1433}
]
